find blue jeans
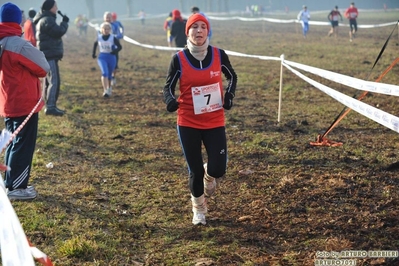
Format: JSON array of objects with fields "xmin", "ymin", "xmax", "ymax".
[
  {"xmin": 43, "ymin": 59, "xmax": 60, "ymax": 109},
  {"xmin": 302, "ymin": 21, "xmax": 309, "ymax": 36}
]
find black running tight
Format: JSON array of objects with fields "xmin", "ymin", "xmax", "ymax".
[{"xmin": 177, "ymin": 125, "xmax": 227, "ymax": 197}]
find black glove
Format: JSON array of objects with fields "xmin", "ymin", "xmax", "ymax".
[
  {"xmin": 223, "ymin": 92, "xmax": 234, "ymax": 110},
  {"xmin": 166, "ymin": 99, "xmax": 179, "ymax": 112},
  {"xmin": 92, "ymin": 54, "xmax": 96, "ymax": 59},
  {"xmin": 62, "ymin": 15, "xmax": 69, "ymax": 23},
  {"xmin": 110, "ymin": 45, "xmax": 117, "ymax": 55}
]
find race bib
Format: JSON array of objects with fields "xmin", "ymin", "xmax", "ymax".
[{"xmin": 191, "ymin": 83, "xmax": 222, "ymax": 115}]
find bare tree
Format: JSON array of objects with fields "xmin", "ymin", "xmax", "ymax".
[
  {"xmin": 207, "ymin": 0, "xmax": 212, "ymax": 12},
  {"xmin": 224, "ymin": 0, "xmax": 229, "ymax": 13},
  {"xmin": 86, "ymin": 0, "xmax": 94, "ymax": 19},
  {"xmin": 126, "ymin": 0, "xmax": 133, "ymax": 17}
]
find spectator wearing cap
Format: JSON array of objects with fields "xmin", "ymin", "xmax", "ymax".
[
  {"xmin": 23, "ymin": 8, "xmax": 37, "ymax": 46},
  {"xmin": 297, "ymin": 5, "xmax": 310, "ymax": 38},
  {"xmin": 190, "ymin": 6, "xmax": 212, "ymax": 41},
  {"xmin": 33, "ymin": 0, "xmax": 69, "ymax": 116},
  {"xmin": 163, "ymin": 13, "xmax": 237, "ymax": 226},
  {"xmin": 0, "ymin": 2, "xmax": 50, "ymax": 200}
]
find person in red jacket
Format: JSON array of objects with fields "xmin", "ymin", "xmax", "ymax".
[
  {"xmin": 163, "ymin": 12, "xmax": 173, "ymax": 47},
  {"xmin": 163, "ymin": 13, "xmax": 237, "ymax": 225},
  {"xmin": 23, "ymin": 8, "xmax": 37, "ymax": 46},
  {"xmin": 344, "ymin": 2, "xmax": 358, "ymax": 42},
  {"xmin": 0, "ymin": 2, "xmax": 50, "ymax": 200}
]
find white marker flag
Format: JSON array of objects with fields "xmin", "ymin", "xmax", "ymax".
[{"xmin": 0, "ymin": 129, "xmax": 35, "ymax": 266}]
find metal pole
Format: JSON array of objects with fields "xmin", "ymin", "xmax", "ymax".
[{"xmin": 278, "ymin": 54, "xmax": 284, "ymax": 123}]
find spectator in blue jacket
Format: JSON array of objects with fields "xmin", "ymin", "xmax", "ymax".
[{"xmin": 111, "ymin": 12, "xmax": 124, "ymax": 86}]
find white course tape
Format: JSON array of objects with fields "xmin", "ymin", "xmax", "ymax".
[
  {"xmin": 0, "ymin": 130, "xmax": 11, "ymax": 172},
  {"xmin": 224, "ymin": 49, "xmax": 280, "ymax": 61},
  {"xmin": 123, "ymin": 35, "xmax": 180, "ymax": 51},
  {"xmin": 0, "ymin": 131, "xmax": 35, "ymax": 266},
  {"xmin": 284, "ymin": 60, "xmax": 399, "ymax": 96},
  {"xmin": 0, "ymin": 129, "xmax": 11, "ymax": 153},
  {"xmin": 282, "ymin": 62, "xmax": 399, "ymax": 133},
  {"xmin": 351, "ymin": 21, "xmax": 398, "ymax": 29},
  {"xmin": 88, "ymin": 22, "xmax": 181, "ymax": 51},
  {"xmin": 208, "ymin": 16, "xmax": 298, "ymax": 23},
  {"xmin": 30, "ymin": 246, "xmax": 48, "ymax": 262}
]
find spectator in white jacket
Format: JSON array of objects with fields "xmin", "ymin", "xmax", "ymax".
[{"xmin": 297, "ymin": 5, "xmax": 310, "ymax": 38}]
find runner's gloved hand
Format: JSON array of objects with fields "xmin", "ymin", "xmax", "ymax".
[
  {"xmin": 223, "ymin": 92, "xmax": 234, "ymax": 110},
  {"xmin": 62, "ymin": 15, "xmax": 69, "ymax": 23},
  {"xmin": 166, "ymin": 99, "xmax": 179, "ymax": 112},
  {"xmin": 92, "ymin": 54, "xmax": 96, "ymax": 59}
]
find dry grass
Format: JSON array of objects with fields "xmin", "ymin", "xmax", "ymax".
[{"xmin": 3, "ymin": 11, "xmax": 399, "ymax": 266}]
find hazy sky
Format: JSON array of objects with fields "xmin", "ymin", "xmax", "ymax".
[{"xmin": 3, "ymin": 0, "xmax": 399, "ymax": 22}]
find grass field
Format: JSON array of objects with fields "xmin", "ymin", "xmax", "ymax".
[{"xmin": 2, "ymin": 10, "xmax": 399, "ymax": 266}]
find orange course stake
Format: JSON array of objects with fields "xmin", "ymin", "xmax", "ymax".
[
  {"xmin": 310, "ymin": 56, "xmax": 399, "ymax": 147},
  {"xmin": 310, "ymin": 134, "xmax": 343, "ymax": 147}
]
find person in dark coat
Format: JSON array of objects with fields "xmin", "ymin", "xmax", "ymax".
[
  {"xmin": 170, "ymin": 9, "xmax": 186, "ymax": 48},
  {"xmin": 33, "ymin": 0, "xmax": 69, "ymax": 116}
]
